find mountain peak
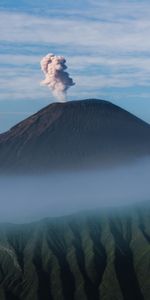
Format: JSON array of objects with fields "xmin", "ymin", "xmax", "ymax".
[{"xmin": 0, "ymin": 99, "xmax": 150, "ymax": 172}]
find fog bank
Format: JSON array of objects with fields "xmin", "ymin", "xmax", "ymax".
[{"xmin": 0, "ymin": 158, "xmax": 150, "ymax": 223}]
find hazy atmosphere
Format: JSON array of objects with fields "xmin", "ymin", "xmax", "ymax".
[
  {"xmin": 0, "ymin": 1, "xmax": 150, "ymax": 299},
  {"xmin": 0, "ymin": 158, "xmax": 149, "ymax": 223},
  {"xmin": 0, "ymin": 0, "xmax": 150, "ymax": 222}
]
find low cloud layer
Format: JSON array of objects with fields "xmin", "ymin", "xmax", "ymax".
[{"xmin": 0, "ymin": 158, "xmax": 149, "ymax": 223}]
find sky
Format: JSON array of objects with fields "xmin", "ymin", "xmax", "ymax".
[{"xmin": 0, "ymin": 0, "xmax": 150, "ymax": 132}]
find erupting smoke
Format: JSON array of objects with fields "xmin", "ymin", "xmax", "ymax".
[{"xmin": 40, "ymin": 53, "xmax": 75, "ymax": 102}]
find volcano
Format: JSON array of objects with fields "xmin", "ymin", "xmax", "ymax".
[{"xmin": 0, "ymin": 99, "xmax": 150, "ymax": 172}]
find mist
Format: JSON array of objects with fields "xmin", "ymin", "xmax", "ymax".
[{"xmin": 0, "ymin": 157, "xmax": 150, "ymax": 223}]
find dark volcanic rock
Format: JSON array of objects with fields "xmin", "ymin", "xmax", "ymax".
[{"xmin": 0, "ymin": 99, "xmax": 150, "ymax": 172}]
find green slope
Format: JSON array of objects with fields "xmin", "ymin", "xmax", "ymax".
[{"xmin": 0, "ymin": 204, "xmax": 149, "ymax": 300}]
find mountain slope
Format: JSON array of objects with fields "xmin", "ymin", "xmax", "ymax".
[
  {"xmin": 0, "ymin": 99, "xmax": 150, "ymax": 172},
  {"xmin": 0, "ymin": 204, "xmax": 149, "ymax": 300}
]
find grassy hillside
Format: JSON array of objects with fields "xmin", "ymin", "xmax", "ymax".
[{"xmin": 0, "ymin": 204, "xmax": 149, "ymax": 300}]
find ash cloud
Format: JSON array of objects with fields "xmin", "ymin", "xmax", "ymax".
[{"xmin": 40, "ymin": 53, "xmax": 75, "ymax": 102}]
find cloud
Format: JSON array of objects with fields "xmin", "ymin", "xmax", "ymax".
[
  {"xmin": 1, "ymin": 53, "xmax": 150, "ymax": 102},
  {"xmin": 0, "ymin": 2, "xmax": 150, "ymax": 111},
  {"xmin": 1, "ymin": 10, "xmax": 150, "ymax": 52}
]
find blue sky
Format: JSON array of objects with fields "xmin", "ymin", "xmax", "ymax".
[{"xmin": 0, "ymin": 0, "xmax": 150, "ymax": 132}]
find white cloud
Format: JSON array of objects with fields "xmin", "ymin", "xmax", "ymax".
[
  {"xmin": 1, "ymin": 10, "xmax": 150, "ymax": 52},
  {"xmin": 1, "ymin": 2, "xmax": 150, "ymax": 103},
  {"xmin": 1, "ymin": 53, "xmax": 150, "ymax": 103},
  {"xmin": 0, "ymin": 54, "xmax": 40, "ymax": 65}
]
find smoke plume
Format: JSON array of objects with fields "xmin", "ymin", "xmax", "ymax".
[{"xmin": 40, "ymin": 53, "xmax": 75, "ymax": 102}]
